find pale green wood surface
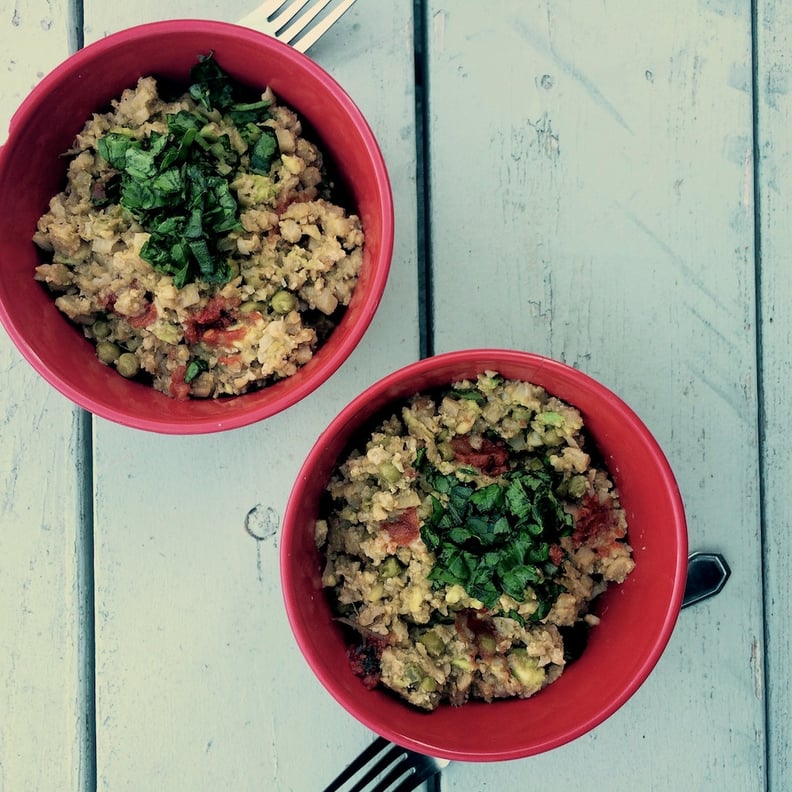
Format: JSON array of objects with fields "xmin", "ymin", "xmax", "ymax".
[
  {"xmin": 81, "ymin": 2, "xmax": 420, "ymax": 790},
  {"xmin": 424, "ymin": 2, "xmax": 765, "ymax": 790},
  {"xmin": 756, "ymin": 2, "xmax": 792, "ymax": 791},
  {"xmin": 0, "ymin": 3, "xmax": 91, "ymax": 791},
  {"xmin": 0, "ymin": 0, "xmax": 787, "ymax": 789}
]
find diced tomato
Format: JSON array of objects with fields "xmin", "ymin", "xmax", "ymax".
[
  {"xmin": 450, "ymin": 435, "xmax": 510, "ymax": 476},
  {"xmin": 194, "ymin": 295, "xmax": 238, "ymax": 325},
  {"xmin": 382, "ymin": 507, "xmax": 419, "ymax": 546},
  {"xmin": 201, "ymin": 325, "xmax": 249, "ymax": 349},
  {"xmin": 549, "ymin": 544, "xmax": 565, "ymax": 566},
  {"xmin": 127, "ymin": 302, "xmax": 158, "ymax": 328},
  {"xmin": 168, "ymin": 365, "xmax": 191, "ymax": 400},
  {"xmin": 347, "ymin": 636, "xmax": 389, "ymax": 690},
  {"xmin": 184, "ymin": 295, "xmax": 242, "ymax": 344},
  {"xmin": 573, "ymin": 493, "xmax": 626, "ymax": 556}
]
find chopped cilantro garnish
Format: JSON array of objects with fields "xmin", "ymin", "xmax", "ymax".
[
  {"xmin": 184, "ymin": 358, "xmax": 208, "ymax": 383},
  {"xmin": 95, "ymin": 53, "xmax": 276, "ymax": 288},
  {"xmin": 419, "ymin": 455, "xmax": 572, "ymax": 618},
  {"xmin": 250, "ymin": 129, "xmax": 278, "ymax": 175}
]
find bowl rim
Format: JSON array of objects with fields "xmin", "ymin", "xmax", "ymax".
[
  {"xmin": 280, "ymin": 348, "xmax": 689, "ymax": 761},
  {"xmin": 0, "ymin": 19, "xmax": 394, "ymax": 434}
]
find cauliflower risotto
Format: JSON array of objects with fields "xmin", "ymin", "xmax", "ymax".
[
  {"xmin": 33, "ymin": 55, "xmax": 363, "ymax": 398},
  {"xmin": 317, "ymin": 373, "xmax": 635, "ymax": 710}
]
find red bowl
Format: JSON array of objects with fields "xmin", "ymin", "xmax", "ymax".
[
  {"xmin": 281, "ymin": 349, "xmax": 688, "ymax": 761},
  {"xmin": 0, "ymin": 20, "xmax": 393, "ymax": 433}
]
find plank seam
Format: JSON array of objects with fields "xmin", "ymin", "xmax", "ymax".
[
  {"xmin": 749, "ymin": 2, "xmax": 770, "ymax": 791},
  {"xmin": 76, "ymin": 409, "xmax": 97, "ymax": 792},
  {"xmin": 413, "ymin": 0, "xmax": 433, "ymax": 359},
  {"xmin": 68, "ymin": 0, "xmax": 84, "ymax": 51},
  {"xmin": 71, "ymin": 8, "xmax": 93, "ymax": 789}
]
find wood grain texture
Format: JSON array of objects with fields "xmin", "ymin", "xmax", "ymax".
[
  {"xmin": 755, "ymin": 2, "xmax": 792, "ymax": 790},
  {"xmin": 424, "ymin": 2, "xmax": 764, "ymax": 789},
  {"xmin": 3, "ymin": 0, "xmax": 784, "ymax": 789},
  {"xmin": 80, "ymin": 2, "xmax": 420, "ymax": 789},
  {"xmin": 0, "ymin": 4, "xmax": 89, "ymax": 790}
]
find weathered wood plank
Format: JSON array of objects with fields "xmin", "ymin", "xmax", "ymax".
[
  {"xmin": 424, "ymin": 2, "xmax": 764, "ymax": 789},
  {"xmin": 755, "ymin": 2, "xmax": 792, "ymax": 790},
  {"xmin": 80, "ymin": 1, "xmax": 420, "ymax": 788},
  {"xmin": 0, "ymin": 3, "xmax": 90, "ymax": 790}
]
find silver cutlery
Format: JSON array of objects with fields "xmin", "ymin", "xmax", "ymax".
[
  {"xmin": 238, "ymin": 0, "xmax": 358, "ymax": 51},
  {"xmin": 323, "ymin": 735, "xmax": 448, "ymax": 792}
]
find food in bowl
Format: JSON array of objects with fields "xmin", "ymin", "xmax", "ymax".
[
  {"xmin": 32, "ymin": 54, "xmax": 363, "ymax": 399},
  {"xmin": 0, "ymin": 20, "xmax": 393, "ymax": 433},
  {"xmin": 317, "ymin": 371, "xmax": 635, "ymax": 710},
  {"xmin": 283, "ymin": 350, "xmax": 687, "ymax": 759}
]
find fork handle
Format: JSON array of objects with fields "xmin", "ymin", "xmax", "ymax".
[{"xmin": 682, "ymin": 552, "xmax": 730, "ymax": 608}]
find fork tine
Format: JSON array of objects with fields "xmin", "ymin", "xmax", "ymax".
[
  {"xmin": 368, "ymin": 755, "xmax": 421, "ymax": 792},
  {"xmin": 347, "ymin": 743, "xmax": 408, "ymax": 792},
  {"xmin": 277, "ymin": 0, "xmax": 333, "ymax": 41},
  {"xmin": 235, "ymin": 0, "xmax": 307, "ymax": 30},
  {"xmin": 322, "ymin": 736, "xmax": 392, "ymax": 792},
  {"xmin": 283, "ymin": 0, "xmax": 358, "ymax": 52},
  {"xmin": 391, "ymin": 759, "xmax": 443, "ymax": 792},
  {"xmin": 255, "ymin": 0, "xmax": 294, "ymax": 17},
  {"xmin": 269, "ymin": 0, "xmax": 314, "ymax": 27}
]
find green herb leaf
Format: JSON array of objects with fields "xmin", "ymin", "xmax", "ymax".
[
  {"xmin": 469, "ymin": 483, "xmax": 504, "ymax": 512},
  {"xmin": 189, "ymin": 53, "xmax": 236, "ymax": 111},
  {"xmin": 184, "ymin": 358, "xmax": 209, "ymax": 383},
  {"xmin": 419, "ymin": 449, "xmax": 571, "ymax": 615},
  {"xmin": 94, "ymin": 55, "xmax": 265, "ymax": 287},
  {"xmin": 454, "ymin": 389, "xmax": 485, "ymax": 403},
  {"xmin": 228, "ymin": 100, "xmax": 272, "ymax": 129},
  {"xmin": 97, "ymin": 133, "xmax": 138, "ymax": 169},
  {"xmin": 251, "ymin": 129, "xmax": 278, "ymax": 174}
]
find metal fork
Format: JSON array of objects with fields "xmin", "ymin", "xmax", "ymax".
[
  {"xmin": 323, "ymin": 736, "xmax": 449, "ymax": 792},
  {"xmin": 238, "ymin": 0, "xmax": 358, "ymax": 52}
]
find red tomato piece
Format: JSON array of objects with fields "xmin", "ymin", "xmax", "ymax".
[
  {"xmin": 127, "ymin": 302, "xmax": 158, "ymax": 328},
  {"xmin": 450, "ymin": 435, "xmax": 511, "ymax": 476},
  {"xmin": 168, "ymin": 365, "xmax": 191, "ymax": 400},
  {"xmin": 201, "ymin": 325, "xmax": 248, "ymax": 349},
  {"xmin": 573, "ymin": 493, "xmax": 626, "ymax": 556},
  {"xmin": 382, "ymin": 507, "xmax": 419, "ymax": 546}
]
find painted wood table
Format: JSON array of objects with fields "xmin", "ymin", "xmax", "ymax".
[{"xmin": 1, "ymin": 1, "xmax": 789, "ymax": 790}]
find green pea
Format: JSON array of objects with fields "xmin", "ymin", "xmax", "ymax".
[
  {"xmin": 270, "ymin": 289, "xmax": 296, "ymax": 315},
  {"xmin": 96, "ymin": 341, "xmax": 121, "ymax": 364},
  {"xmin": 116, "ymin": 352, "xmax": 139, "ymax": 379},
  {"xmin": 379, "ymin": 556, "xmax": 402, "ymax": 580},
  {"xmin": 92, "ymin": 320, "xmax": 111, "ymax": 340}
]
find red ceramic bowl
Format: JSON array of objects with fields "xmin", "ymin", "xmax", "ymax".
[
  {"xmin": 0, "ymin": 20, "xmax": 393, "ymax": 434},
  {"xmin": 281, "ymin": 349, "xmax": 688, "ymax": 761}
]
